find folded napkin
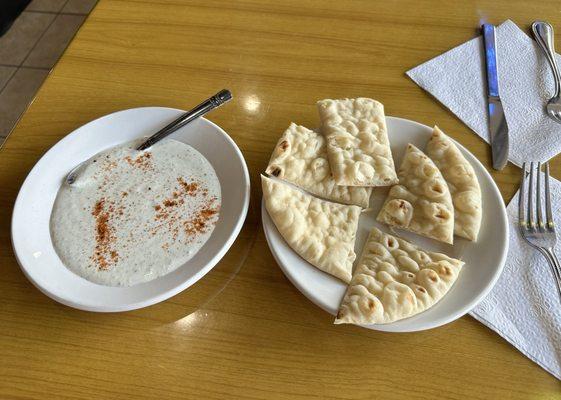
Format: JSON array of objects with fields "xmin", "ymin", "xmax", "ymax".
[
  {"xmin": 471, "ymin": 177, "xmax": 561, "ymax": 381},
  {"xmin": 407, "ymin": 19, "xmax": 561, "ymax": 166}
]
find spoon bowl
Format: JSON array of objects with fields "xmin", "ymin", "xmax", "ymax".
[{"xmin": 547, "ymin": 96, "xmax": 561, "ymax": 123}]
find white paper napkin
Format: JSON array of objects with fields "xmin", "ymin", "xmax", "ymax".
[
  {"xmin": 407, "ymin": 19, "xmax": 561, "ymax": 166},
  {"xmin": 471, "ymin": 176, "xmax": 561, "ymax": 380}
]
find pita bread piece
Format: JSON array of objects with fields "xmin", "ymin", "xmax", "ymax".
[
  {"xmin": 261, "ymin": 175, "xmax": 361, "ymax": 283},
  {"xmin": 317, "ymin": 98, "xmax": 398, "ymax": 187},
  {"xmin": 266, "ymin": 123, "xmax": 372, "ymax": 207},
  {"xmin": 335, "ymin": 227, "xmax": 463, "ymax": 325},
  {"xmin": 377, "ymin": 144, "xmax": 455, "ymax": 244},
  {"xmin": 426, "ymin": 126, "xmax": 482, "ymax": 241}
]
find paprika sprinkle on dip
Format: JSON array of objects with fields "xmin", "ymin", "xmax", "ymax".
[
  {"xmin": 50, "ymin": 139, "xmax": 221, "ymax": 287},
  {"xmin": 90, "ymin": 198, "xmax": 119, "ymax": 270}
]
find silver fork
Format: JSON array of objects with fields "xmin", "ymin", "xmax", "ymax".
[{"xmin": 519, "ymin": 161, "xmax": 561, "ymax": 299}]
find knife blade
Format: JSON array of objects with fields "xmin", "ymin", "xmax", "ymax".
[{"xmin": 482, "ymin": 23, "xmax": 509, "ymax": 170}]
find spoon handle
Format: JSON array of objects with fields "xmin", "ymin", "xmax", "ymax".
[
  {"xmin": 136, "ymin": 89, "xmax": 233, "ymax": 151},
  {"xmin": 532, "ymin": 21, "xmax": 561, "ymax": 98}
]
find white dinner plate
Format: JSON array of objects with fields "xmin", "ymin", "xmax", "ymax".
[
  {"xmin": 12, "ymin": 107, "xmax": 250, "ymax": 312},
  {"xmin": 262, "ymin": 117, "xmax": 508, "ymax": 332}
]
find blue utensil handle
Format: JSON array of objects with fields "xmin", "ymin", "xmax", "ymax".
[{"xmin": 482, "ymin": 24, "xmax": 500, "ymax": 98}]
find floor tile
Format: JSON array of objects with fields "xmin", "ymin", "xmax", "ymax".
[
  {"xmin": 23, "ymin": 14, "xmax": 85, "ymax": 69},
  {"xmin": 61, "ymin": 0, "xmax": 97, "ymax": 14},
  {"xmin": 0, "ymin": 68, "xmax": 48, "ymax": 139},
  {"xmin": 0, "ymin": 66, "xmax": 17, "ymax": 91},
  {"xmin": 27, "ymin": 0, "xmax": 67, "ymax": 12},
  {"xmin": 0, "ymin": 12, "xmax": 55, "ymax": 66}
]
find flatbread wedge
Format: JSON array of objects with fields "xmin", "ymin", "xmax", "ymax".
[
  {"xmin": 317, "ymin": 98, "xmax": 398, "ymax": 187},
  {"xmin": 377, "ymin": 144, "xmax": 455, "ymax": 244},
  {"xmin": 261, "ymin": 175, "xmax": 360, "ymax": 283},
  {"xmin": 426, "ymin": 126, "xmax": 482, "ymax": 241},
  {"xmin": 335, "ymin": 227, "xmax": 463, "ymax": 325},
  {"xmin": 266, "ymin": 123, "xmax": 372, "ymax": 208}
]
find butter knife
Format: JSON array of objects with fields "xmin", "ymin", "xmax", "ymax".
[{"xmin": 482, "ymin": 24, "xmax": 509, "ymax": 170}]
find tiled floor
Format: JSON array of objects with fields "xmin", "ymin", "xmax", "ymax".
[{"xmin": 0, "ymin": 0, "xmax": 97, "ymax": 143}]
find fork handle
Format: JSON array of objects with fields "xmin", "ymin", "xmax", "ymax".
[
  {"xmin": 532, "ymin": 21, "xmax": 561, "ymax": 98},
  {"xmin": 541, "ymin": 247, "xmax": 561, "ymax": 299}
]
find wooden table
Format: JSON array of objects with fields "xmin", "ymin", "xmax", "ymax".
[{"xmin": 1, "ymin": 1, "xmax": 560, "ymax": 398}]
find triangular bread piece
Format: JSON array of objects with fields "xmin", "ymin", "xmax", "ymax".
[
  {"xmin": 261, "ymin": 175, "xmax": 361, "ymax": 283},
  {"xmin": 377, "ymin": 144, "xmax": 454, "ymax": 244},
  {"xmin": 426, "ymin": 126, "xmax": 482, "ymax": 241},
  {"xmin": 335, "ymin": 227, "xmax": 463, "ymax": 325},
  {"xmin": 317, "ymin": 98, "xmax": 398, "ymax": 187},
  {"xmin": 266, "ymin": 123, "xmax": 372, "ymax": 208}
]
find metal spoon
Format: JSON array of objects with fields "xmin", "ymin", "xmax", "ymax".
[
  {"xmin": 65, "ymin": 89, "xmax": 232, "ymax": 185},
  {"xmin": 532, "ymin": 21, "xmax": 561, "ymax": 124}
]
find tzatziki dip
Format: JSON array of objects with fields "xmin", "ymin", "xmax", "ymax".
[{"xmin": 50, "ymin": 139, "xmax": 221, "ymax": 286}]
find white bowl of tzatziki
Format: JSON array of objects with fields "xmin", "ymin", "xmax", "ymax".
[{"xmin": 11, "ymin": 107, "xmax": 250, "ymax": 311}]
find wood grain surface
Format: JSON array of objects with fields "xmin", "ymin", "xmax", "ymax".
[{"xmin": 1, "ymin": 0, "xmax": 560, "ymax": 398}]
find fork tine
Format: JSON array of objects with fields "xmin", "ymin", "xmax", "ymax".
[
  {"xmin": 528, "ymin": 162, "xmax": 536, "ymax": 229},
  {"xmin": 536, "ymin": 162, "xmax": 544, "ymax": 229},
  {"xmin": 545, "ymin": 162, "xmax": 554, "ymax": 229},
  {"xmin": 519, "ymin": 162, "xmax": 527, "ymax": 227}
]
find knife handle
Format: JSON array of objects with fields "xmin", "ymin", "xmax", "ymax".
[
  {"xmin": 482, "ymin": 24, "xmax": 500, "ymax": 98},
  {"xmin": 532, "ymin": 21, "xmax": 561, "ymax": 98}
]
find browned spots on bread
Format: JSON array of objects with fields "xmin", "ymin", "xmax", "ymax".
[
  {"xmin": 440, "ymin": 265, "xmax": 452, "ymax": 276},
  {"xmin": 406, "ymin": 292, "xmax": 414, "ymax": 303},
  {"xmin": 428, "ymin": 271, "xmax": 438, "ymax": 282},
  {"xmin": 269, "ymin": 166, "xmax": 282, "ymax": 177},
  {"xmin": 432, "ymin": 184, "xmax": 443, "ymax": 194}
]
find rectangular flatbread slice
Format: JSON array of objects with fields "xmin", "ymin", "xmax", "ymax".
[
  {"xmin": 377, "ymin": 144, "xmax": 455, "ymax": 244},
  {"xmin": 335, "ymin": 227, "xmax": 463, "ymax": 325},
  {"xmin": 426, "ymin": 126, "xmax": 482, "ymax": 241},
  {"xmin": 262, "ymin": 175, "xmax": 360, "ymax": 283},
  {"xmin": 266, "ymin": 123, "xmax": 372, "ymax": 208},
  {"xmin": 317, "ymin": 98, "xmax": 398, "ymax": 187}
]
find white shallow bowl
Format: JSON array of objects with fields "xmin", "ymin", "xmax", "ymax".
[
  {"xmin": 12, "ymin": 107, "xmax": 250, "ymax": 312},
  {"xmin": 262, "ymin": 116, "xmax": 508, "ymax": 332}
]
